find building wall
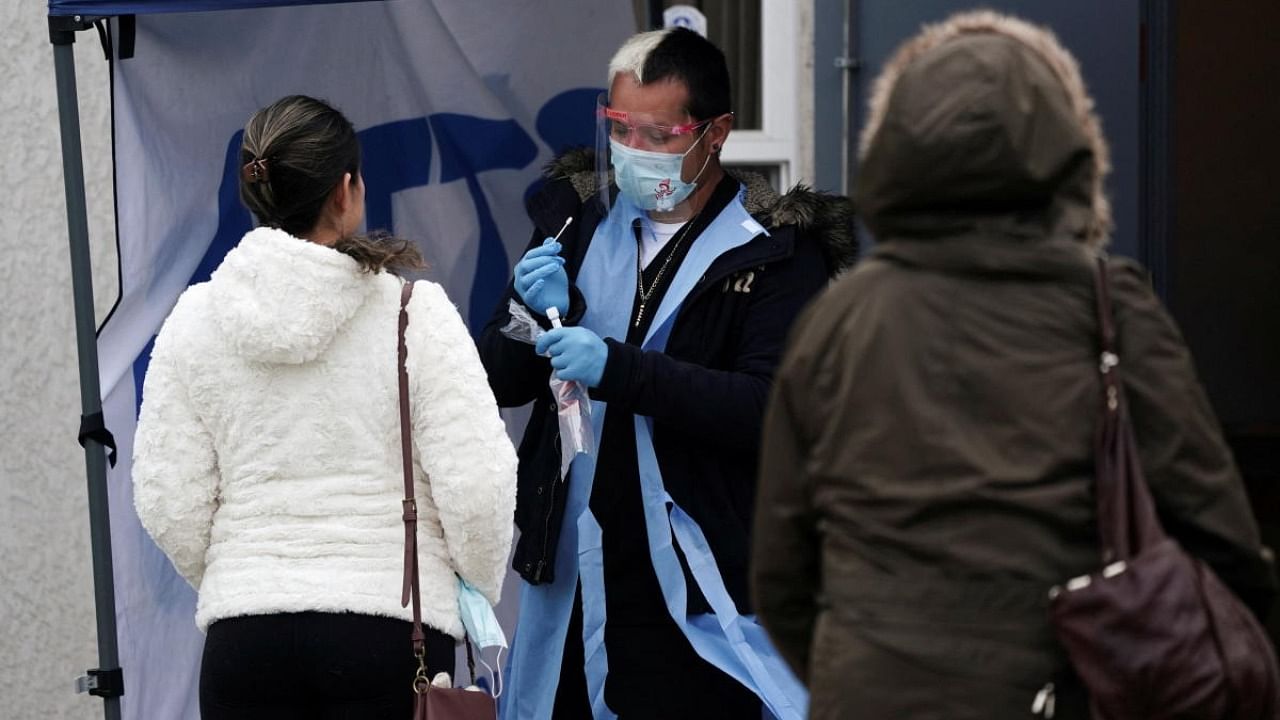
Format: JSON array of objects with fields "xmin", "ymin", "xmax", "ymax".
[
  {"xmin": 0, "ymin": 5, "xmax": 117, "ymax": 719},
  {"xmin": 1169, "ymin": 0, "xmax": 1280, "ymax": 430},
  {"xmin": 796, "ymin": 0, "xmax": 816, "ymax": 186},
  {"xmin": 1167, "ymin": 1, "xmax": 1280, "ymax": 637}
]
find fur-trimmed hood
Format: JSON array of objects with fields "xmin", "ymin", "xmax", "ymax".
[
  {"xmin": 546, "ymin": 147, "xmax": 857, "ymax": 274},
  {"xmin": 207, "ymin": 227, "xmax": 372, "ymax": 364},
  {"xmin": 855, "ymin": 11, "xmax": 1112, "ymax": 247}
]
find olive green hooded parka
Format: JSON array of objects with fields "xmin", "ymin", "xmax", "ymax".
[{"xmin": 751, "ymin": 11, "xmax": 1278, "ymax": 720}]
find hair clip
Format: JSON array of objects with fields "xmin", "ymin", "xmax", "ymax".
[{"xmin": 241, "ymin": 157, "xmax": 270, "ymax": 184}]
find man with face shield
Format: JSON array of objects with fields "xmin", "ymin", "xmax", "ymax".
[{"xmin": 478, "ymin": 27, "xmax": 855, "ymax": 720}]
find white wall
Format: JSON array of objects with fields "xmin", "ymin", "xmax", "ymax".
[
  {"xmin": 797, "ymin": 0, "xmax": 816, "ymax": 186},
  {"xmin": 0, "ymin": 4, "xmax": 118, "ymax": 719}
]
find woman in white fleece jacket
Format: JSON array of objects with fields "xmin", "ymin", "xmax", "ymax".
[{"xmin": 132, "ymin": 95, "xmax": 517, "ymax": 719}]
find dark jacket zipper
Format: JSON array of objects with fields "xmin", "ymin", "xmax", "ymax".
[{"xmin": 534, "ymin": 432, "xmax": 563, "ymax": 583}]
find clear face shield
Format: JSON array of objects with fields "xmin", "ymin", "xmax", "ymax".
[
  {"xmin": 593, "ymin": 92, "xmax": 613, "ymax": 216},
  {"xmin": 594, "ymin": 91, "xmax": 716, "ymax": 215}
]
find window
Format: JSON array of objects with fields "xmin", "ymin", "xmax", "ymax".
[{"xmin": 633, "ymin": 1, "xmax": 801, "ymax": 189}]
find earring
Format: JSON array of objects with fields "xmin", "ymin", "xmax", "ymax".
[{"xmin": 712, "ymin": 144, "xmax": 721, "ymax": 153}]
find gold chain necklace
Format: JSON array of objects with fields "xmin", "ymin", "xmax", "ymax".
[{"xmin": 634, "ymin": 211, "xmax": 700, "ymax": 329}]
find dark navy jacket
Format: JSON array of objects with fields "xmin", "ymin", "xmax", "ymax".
[{"xmin": 477, "ymin": 157, "xmax": 853, "ymax": 613}]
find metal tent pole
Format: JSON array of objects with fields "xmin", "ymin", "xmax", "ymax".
[{"xmin": 49, "ymin": 15, "xmax": 124, "ymax": 720}]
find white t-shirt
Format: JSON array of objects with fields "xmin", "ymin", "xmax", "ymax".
[{"xmin": 639, "ymin": 219, "xmax": 686, "ymax": 269}]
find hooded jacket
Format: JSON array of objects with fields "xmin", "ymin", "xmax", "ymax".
[
  {"xmin": 132, "ymin": 227, "xmax": 517, "ymax": 636},
  {"xmin": 751, "ymin": 12, "xmax": 1277, "ymax": 720},
  {"xmin": 478, "ymin": 151, "xmax": 854, "ymax": 615}
]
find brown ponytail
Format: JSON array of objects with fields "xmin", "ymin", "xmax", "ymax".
[{"xmin": 332, "ymin": 230, "xmax": 426, "ymax": 275}]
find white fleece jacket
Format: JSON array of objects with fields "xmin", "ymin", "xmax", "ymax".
[{"xmin": 132, "ymin": 227, "xmax": 517, "ymax": 636}]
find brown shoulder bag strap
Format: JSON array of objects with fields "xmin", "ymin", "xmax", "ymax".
[
  {"xmin": 398, "ymin": 282, "xmax": 480, "ymax": 702},
  {"xmin": 397, "ymin": 281, "xmax": 431, "ymax": 696}
]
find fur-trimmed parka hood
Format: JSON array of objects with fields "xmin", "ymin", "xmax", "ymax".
[
  {"xmin": 855, "ymin": 11, "xmax": 1112, "ymax": 247},
  {"xmin": 207, "ymin": 227, "xmax": 373, "ymax": 364},
  {"xmin": 545, "ymin": 147, "xmax": 857, "ymax": 274}
]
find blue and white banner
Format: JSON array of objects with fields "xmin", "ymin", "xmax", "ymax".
[{"xmin": 96, "ymin": 3, "xmax": 632, "ymax": 717}]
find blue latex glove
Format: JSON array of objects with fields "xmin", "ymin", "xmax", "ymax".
[
  {"xmin": 513, "ymin": 238, "xmax": 569, "ymax": 319},
  {"xmin": 535, "ymin": 326, "xmax": 608, "ymax": 388}
]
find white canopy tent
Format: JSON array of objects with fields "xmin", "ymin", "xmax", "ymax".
[{"xmin": 46, "ymin": 2, "xmax": 633, "ymax": 716}]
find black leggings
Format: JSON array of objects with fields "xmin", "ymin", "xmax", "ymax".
[{"xmin": 200, "ymin": 612, "xmax": 454, "ymax": 720}]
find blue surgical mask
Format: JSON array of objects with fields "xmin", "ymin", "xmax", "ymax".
[
  {"xmin": 457, "ymin": 577, "xmax": 506, "ymax": 695},
  {"xmin": 458, "ymin": 577, "xmax": 506, "ymax": 649},
  {"xmin": 610, "ymin": 128, "xmax": 712, "ymax": 212}
]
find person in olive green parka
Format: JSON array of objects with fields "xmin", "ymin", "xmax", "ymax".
[{"xmin": 751, "ymin": 11, "xmax": 1278, "ymax": 720}]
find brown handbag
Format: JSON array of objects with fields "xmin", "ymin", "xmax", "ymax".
[
  {"xmin": 1047, "ymin": 257, "xmax": 1279, "ymax": 719},
  {"xmin": 397, "ymin": 281, "xmax": 498, "ymax": 720}
]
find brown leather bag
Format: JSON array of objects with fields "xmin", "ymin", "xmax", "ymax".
[
  {"xmin": 1047, "ymin": 257, "xmax": 1279, "ymax": 719},
  {"xmin": 397, "ymin": 281, "xmax": 498, "ymax": 720}
]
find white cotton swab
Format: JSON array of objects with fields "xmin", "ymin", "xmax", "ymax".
[{"xmin": 550, "ymin": 216, "xmax": 573, "ymax": 243}]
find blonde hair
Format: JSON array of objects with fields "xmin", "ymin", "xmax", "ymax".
[{"xmin": 607, "ymin": 29, "xmax": 671, "ymax": 86}]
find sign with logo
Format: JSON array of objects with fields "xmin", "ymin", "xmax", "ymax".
[{"xmin": 663, "ymin": 4, "xmax": 708, "ymax": 37}]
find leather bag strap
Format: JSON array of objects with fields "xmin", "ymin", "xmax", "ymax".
[
  {"xmin": 1091, "ymin": 256, "xmax": 1167, "ymax": 562},
  {"xmin": 397, "ymin": 282, "xmax": 431, "ymax": 683},
  {"xmin": 398, "ymin": 281, "xmax": 481, "ymax": 701}
]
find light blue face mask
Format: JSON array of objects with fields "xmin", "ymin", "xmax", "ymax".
[
  {"xmin": 610, "ymin": 127, "xmax": 713, "ymax": 212},
  {"xmin": 458, "ymin": 577, "xmax": 506, "ymax": 696}
]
